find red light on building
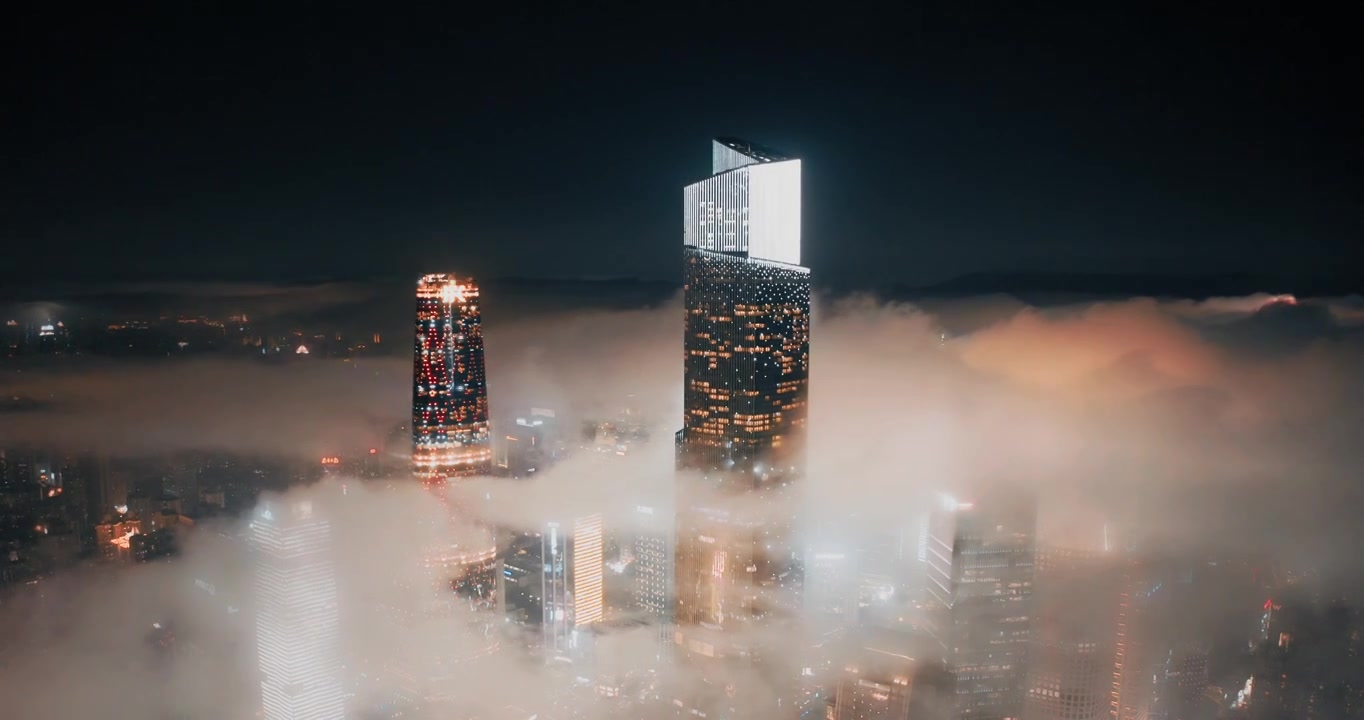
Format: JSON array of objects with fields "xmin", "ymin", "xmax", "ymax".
[{"xmin": 368, "ymin": 448, "xmax": 378, "ymax": 455}]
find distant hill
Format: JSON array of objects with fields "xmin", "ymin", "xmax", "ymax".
[{"xmin": 881, "ymin": 272, "xmax": 1362, "ymax": 303}]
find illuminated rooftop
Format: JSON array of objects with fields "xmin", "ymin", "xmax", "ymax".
[{"xmin": 712, "ymin": 137, "xmax": 794, "ymax": 173}]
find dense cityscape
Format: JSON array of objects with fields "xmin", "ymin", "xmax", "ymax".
[
  {"xmin": 4, "ymin": 4, "xmax": 1363, "ymax": 718},
  {"xmin": 2, "ymin": 135, "xmax": 1361, "ymax": 720}
]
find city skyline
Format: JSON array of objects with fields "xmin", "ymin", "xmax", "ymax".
[{"xmin": 2, "ymin": 23, "xmax": 1364, "ymax": 716}]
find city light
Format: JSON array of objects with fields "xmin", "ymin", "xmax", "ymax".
[{"xmin": 413, "ymin": 274, "xmax": 491, "ymax": 483}]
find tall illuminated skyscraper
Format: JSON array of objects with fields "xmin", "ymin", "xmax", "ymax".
[
  {"xmin": 546, "ymin": 514, "xmax": 605, "ymax": 656},
  {"xmin": 675, "ymin": 137, "xmax": 808, "ymax": 475},
  {"xmin": 251, "ymin": 499, "xmax": 345, "ymax": 720},
  {"xmin": 672, "ymin": 138, "xmax": 810, "ymax": 711},
  {"xmin": 412, "ymin": 274, "xmax": 491, "ymax": 484}
]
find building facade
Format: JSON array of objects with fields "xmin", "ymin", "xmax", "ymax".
[
  {"xmin": 1023, "ymin": 547, "xmax": 1119, "ymax": 720},
  {"xmin": 412, "ymin": 274, "xmax": 491, "ymax": 484},
  {"xmin": 672, "ymin": 138, "xmax": 810, "ymax": 712},
  {"xmin": 503, "ymin": 514, "xmax": 606, "ymax": 660},
  {"xmin": 926, "ymin": 491, "xmax": 1037, "ymax": 720},
  {"xmin": 251, "ymin": 499, "xmax": 345, "ymax": 720}
]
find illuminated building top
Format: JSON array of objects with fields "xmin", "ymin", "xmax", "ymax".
[
  {"xmin": 677, "ymin": 137, "xmax": 808, "ymax": 482},
  {"xmin": 712, "ymin": 137, "xmax": 793, "ymax": 172},
  {"xmin": 412, "ymin": 273, "xmax": 491, "ymax": 483},
  {"xmin": 685, "ymin": 137, "xmax": 802, "ymax": 266}
]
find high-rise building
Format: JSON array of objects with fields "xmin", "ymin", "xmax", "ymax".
[
  {"xmin": 545, "ymin": 514, "xmax": 605, "ymax": 657},
  {"xmin": 412, "ymin": 274, "xmax": 491, "ymax": 484},
  {"xmin": 401, "ymin": 272, "xmax": 504, "ymax": 709},
  {"xmin": 925, "ymin": 491, "xmax": 1036, "ymax": 720},
  {"xmin": 672, "ymin": 137, "xmax": 810, "ymax": 713},
  {"xmin": 501, "ymin": 512, "xmax": 602, "ymax": 657},
  {"xmin": 251, "ymin": 499, "xmax": 344, "ymax": 720},
  {"xmin": 1109, "ymin": 555, "xmax": 1185, "ymax": 720},
  {"xmin": 494, "ymin": 408, "xmax": 560, "ymax": 478},
  {"xmin": 503, "ymin": 514, "xmax": 605, "ymax": 660},
  {"xmin": 675, "ymin": 138, "xmax": 809, "ymax": 476},
  {"xmin": 1023, "ymin": 547, "xmax": 1120, "ymax": 720},
  {"xmin": 830, "ymin": 633, "xmax": 954, "ymax": 720},
  {"xmin": 632, "ymin": 500, "xmax": 672, "ymax": 628}
]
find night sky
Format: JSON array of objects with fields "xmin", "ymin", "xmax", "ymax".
[{"xmin": 4, "ymin": 2, "xmax": 1360, "ymax": 290}]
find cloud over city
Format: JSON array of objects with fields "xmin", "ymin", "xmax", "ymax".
[{"xmin": 1, "ymin": 286, "xmax": 1362, "ymax": 717}]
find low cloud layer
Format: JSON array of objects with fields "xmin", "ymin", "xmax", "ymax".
[
  {"xmin": 1, "ymin": 288, "xmax": 1362, "ymax": 717},
  {"xmin": 0, "ymin": 356, "xmax": 408, "ymax": 458}
]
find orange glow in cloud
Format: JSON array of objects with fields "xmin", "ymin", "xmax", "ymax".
[{"xmin": 954, "ymin": 300, "xmax": 1221, "ymax": 395}]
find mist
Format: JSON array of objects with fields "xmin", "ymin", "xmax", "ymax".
[{"xmin": 1, "ymin": 287, "xmax": 1362, "ymax": 718}]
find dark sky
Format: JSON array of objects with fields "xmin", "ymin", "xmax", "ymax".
[{"xmin": 4, "ymin": 2, "xmax": 1360, "ymax": 289}]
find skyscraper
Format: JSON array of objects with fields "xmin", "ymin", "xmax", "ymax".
[
  {"xmin": 545, "ymin": 514, "xmax": 605, "ymax": 657},
  {"xmin": 397, "ymin": 274, "xmax": 505, "ymax": 711},
  {"xmin": 672, "ymin": 138, "xmax": 810, "ymax": 710},
  {"xmin": 251, "ymin": 499, "xmax": 345, "ymax": 720},
  {"xmin": 412, "ymin": 274, "xmax": 491, "ymax": 484},
  {"xmin": 926, "ymin": 491, "xmax": 1037, "ymax": 720},
  {"xmin": 502, "ymin": 513, "xmax": 605, "ymax": 660},
  {"xmin": 830, "ymin": 632, "xmax": 954, "ymax": 720},
  {"xmin": 675, "ymin": 137, "xmax": 809, "ymax": 477},
  {"xmin": 1023, "ymin": 547, "xmax": 1119, "ymax": 720}
]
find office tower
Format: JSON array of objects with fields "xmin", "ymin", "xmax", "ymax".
[
  {"xmin": 251, "ymin": 499, "xmax": 344, "ymax": 720},
  {"xmin": 495, "ymin": 408, "xmax": 559, "ymax": 478},
  {"xmin": 632, "ymin": 501, "xmax": 671, "ymax": 627},
  {"xmin": 831, "ymin": 634, "xmax": 954, "ymax": 720},
  {"xmin": 412, "ymin": 274, "xmax": 491, "ymax": 484},
  {"xmin": 544, "ymin": 514, "xmax": 605, "ymax": 657},
  {"xmin": 926, "ymin": 491, "xmax": 1036, "ymax": 720},
  {"xmin": 675, "ymin": 137, "xmax": 809, "ymax": 476},
  {"xmin": 504, "ymin": 515, "xmax": 605, "ymax": 658},
  {"xmin": 673, "ymin": 138, "xmax": 809, "ymax": 683},
  {"xmin": 1023, "ymin": 548, "xmax": 1120, "ymax": 720},
  {"xmin": 1109, "ymin": 554, "xmax": 1193, "ymax": 720},
  {"xmin": 502, "ymin": 531, "xmax": 547, "ymax": 628}
]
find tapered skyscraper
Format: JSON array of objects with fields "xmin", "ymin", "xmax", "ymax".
[
  {"xmin": 672, "ymin": 138, "xmax": 810, "ymax": 711},
  {"xmin": 412, "ymin": 274, "xmax": 491, "ymax": 483}
]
